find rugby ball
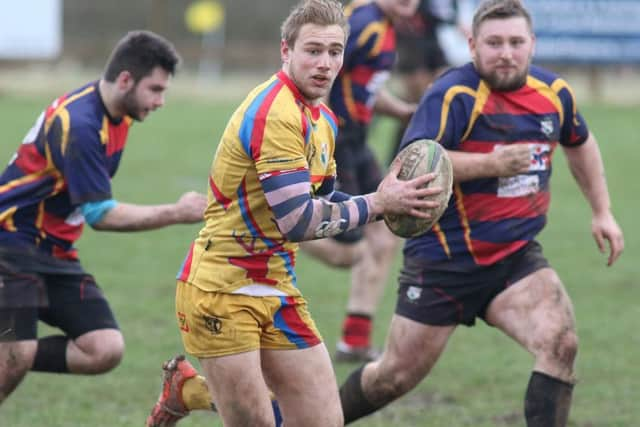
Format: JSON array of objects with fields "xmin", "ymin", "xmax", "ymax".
[{"xmin": 383, "ymin": 139, "xmax": 453, "ymax": 238}]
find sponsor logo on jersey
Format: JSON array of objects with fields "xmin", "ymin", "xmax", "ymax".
[
  {"xmin": 320, "ymin": 142, "xmax": 328, "ymax": 167},
  {"xmin": 540, "ymin": 116, "xmax": 554, "ymax": 138}
]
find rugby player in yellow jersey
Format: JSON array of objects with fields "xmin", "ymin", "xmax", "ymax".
[{"xmin": 145, "ymin": 1, "xmax": 444, "ymax": 426}]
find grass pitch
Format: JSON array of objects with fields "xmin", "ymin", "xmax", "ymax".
[{"xmin": 0, "ymin": 87, "xmax": 637, "ymax": 427}]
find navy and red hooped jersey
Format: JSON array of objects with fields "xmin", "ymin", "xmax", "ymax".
[
  {"xmin": 329, "ymin": 1, "xmax": 396, "ymax": 127},
  {"xmin": 0, "ymin": 81, "xmax": 132, "ymax": 260},
  {"xmin": 401, "ymin": 63, "xmax": 589, "ymax": 270}
]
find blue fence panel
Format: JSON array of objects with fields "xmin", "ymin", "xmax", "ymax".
[{"xmin": 530, "ymin": 0, "xmax": 640, "ymax": 64}]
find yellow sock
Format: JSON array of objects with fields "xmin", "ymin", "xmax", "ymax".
[
  {"xmin": 182, "ymin": 375, "xmax": 213, "ymax": 411},
  {"xmin": 182, "ymin": 375, "xmax": 277, "ymax": 413}
]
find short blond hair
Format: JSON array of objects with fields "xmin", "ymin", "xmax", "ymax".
[
  {"xmin": 472, "ymin": 0, "xmax": 533, "ymax": 37},
  {"xmin": 281, "ymin": 0, "xmax": 349, "ymax": 47}
]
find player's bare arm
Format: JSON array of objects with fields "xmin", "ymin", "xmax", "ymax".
[
  {"xmin": 373, "ymin": 88, "xmax": 417, "ymax": 121},
  {"xmin": 447, "ymin": 144, "xmax": 531, "ymax": 182},
  {"xmin": 562, "ymin": 132, "xmax": 624, "ymax": 266},
  {"xmin": 92, "ymin": 191, "xmax": 207, "ymax": 231}
]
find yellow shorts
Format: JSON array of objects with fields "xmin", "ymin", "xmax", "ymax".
[{"xmin": 176, "ymin": 280, "xmax": 323, "ymax": 358}]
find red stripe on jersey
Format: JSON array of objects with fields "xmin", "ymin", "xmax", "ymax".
[
  {"xmin": 310, "ymin": 174, "xmax": 326, "ymax": 184},
  {"xmin": 459, "ymin": 140, "xmax": 497, "ymax": 153},
  {"xmin": 482, "ymin": 88, "xmax": 557, "ymax": 116},
  {"xmin": 301, "ymin": 110, "xmax": 309, "ymax": 143},
  {"xmin": 52, "ymin": 245, "xmax": 78, "ymax": 260},
  {"xmin": 259, "ymin": 167, "xmax": 307, "ymax": 178},
  {"xmin": 470, "ymin": 239, "xmax": 528, "ymax": 266},
  {"xmin": 250, "ymin": 81, "xmax": 284, "ymax": 160},
  {"xmin": 277, "ymin": 71, "xmax": 321, "ymax": 120},
  {"xmin": 239, "ymin": 178, "xmax": 265, "ymax": 239},
  {"xmin": 209, "ymin": 176, "xmax": 231, "ymax": 210},
  {"xmin": 228, "ymin": 255, "xmax": 278, "ymax": 285},
  {"xmin": 380, "ymin": 25, "xmax": 396, "ymax": 52},
  {"xmin": 42, "ymin": 212, "xmax": 84, "ymax": 243},
  {"xmin": 460, "ymin": 140, "xmax": 547, "ymax": 153},
  {"xmin": 350, "ymin": 65, "xmax": 374, "ymax": 87},
  {"xmin": 106, "ymin": 120, "xmax": 130, "ymax": 156},
  {"xmin": 14, "ymin": 143, "xmax": 47, "ymax": 173},
  {"xmin": 462, "ymin": 192, "xmax": 550, "ymax": 222},
  {"xmin": 45, "ymin": 94, "xmax": 69, "ymax": 120},
  {"xmin": 353, "ymin": 102, "xmax": 373, "ymax": 123},
  {"xmin": 280, "ymin": 296, "xmax": 320, "ymax": 347},
  {"xmin": 178, "ymin": 243, "xmax": 195, "ymax": 282},
  {"xmin": 319, "ymin": 104, "xmax": 338, "ymax": 125}
]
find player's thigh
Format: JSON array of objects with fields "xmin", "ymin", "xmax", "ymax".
[
  {"xmin": 486, "ymin": 267, "xmax": 576, "ymax": 354},
  {"xmin": 299, "ymin": 238, "xmax": 365, "ymax": 267},
  {"xmin": 199, "ymin": 351, "xmax": 275, "ymax": 426},
  {"xmin": 380, "ymin": 314, "xmax": 455, "ymax": 379},
  {"xmin": 364, "ymin": 220, "xmax": 400, "ymax": 257},
  {"xmin": 261, "ymin": 343, "xmax": 342, "ymax": 427}
]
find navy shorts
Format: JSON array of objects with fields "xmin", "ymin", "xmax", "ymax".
[
  {"xmin": 395, "ymin": 241, "xmax": 550, "ymax": 326},
  {"xmin": 0, "ymin": 249, "xmax": 119, "ymax": 341},
  {"xmin": 333, "ymin": 124, "xmax": 383, "ymax": 244}
]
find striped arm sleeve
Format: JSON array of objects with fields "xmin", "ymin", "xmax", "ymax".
[
  {"xmin": 314, "ymin": 175, "xmax": 351, "ymax": 202},
  {"xmin": 260, "ymin": 169, "xmax": 374, "ymax": 242}
]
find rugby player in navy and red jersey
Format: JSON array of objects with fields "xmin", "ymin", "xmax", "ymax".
[
  {"xmin": 0, "ymin": 31, "xmax": 207, "ymax": 405},
  {"xmin": 300, "ymin": 0, "xmax": 422, "ymax": 364},
  {"xmin": 338, "ymin": 0, "xmax": 625, "ymax": 425}
]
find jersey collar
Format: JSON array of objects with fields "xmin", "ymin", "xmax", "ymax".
[{"xmin": 276, "ymin": 70, "xmax": 321, "ymax": 121}]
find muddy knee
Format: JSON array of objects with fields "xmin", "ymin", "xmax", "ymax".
[
  {"xmin": 0, "ymin": 342, "xmax": 33, "ymax": 402},
  {"xmin": 368, "ymin": 367, "xmax": 417, "ymax": 405},
  {"xmin": 535, "ymin": 327, "xmax": 578, "ymax": 381}
]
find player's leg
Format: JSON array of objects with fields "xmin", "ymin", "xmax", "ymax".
[
  {"xmin": 485, "ymin": 246, "xmax": 577, "ymax": 427},
  {"xmin": 40, "ymin": 273, "xmax": 124, "ymax": 374},
  {"xmin": 146, "ymin": 354, "xmax": 213, "ymax": 427},
  {"xmin": 200, "ymin": 351, "xmax": 277, "ymax": 427},
  {"xmin": 298, "ymin": 238, "xmax": 364, "ymax": 267},
  {"xmin": 336, "ymin": 145, "xmax": 397, "ymax": 362},
  {"xmin": 0, "ymin": 264, "xmax": 47, "ymax": 403},
  {"xmin": 0, "ymin": 308, "xmax": 37, "ymax": 405},
  {"xmin": 261, "ymin": 344, "xmax": 342, "ymax": 426},
  {"xmin": 259, "ymin": 295, "xmax": 340, "ymax": 426},
  {"xmin": 353, "ymin": 222, "xmax": 399, "ymax": 316},
  {"xmin": 169, "ymin": 284, "xmax": 289, "ymax": 426},
  {"xmin": 340, "ymin": 314, "xmax": 455, "ymax": 423},
  {"xmin": 336, "ymin": 221, "xmax": 399, "ymax": 362}
]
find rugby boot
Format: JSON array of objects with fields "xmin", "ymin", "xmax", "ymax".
[{"xmin": 145, "ymin": 354, "xmax": 198, "ymax": 427}]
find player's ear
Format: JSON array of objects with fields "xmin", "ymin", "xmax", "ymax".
[
  {"xmin": 281, "ymin": 39, "xmax": 291, "ymax": 64},
  {"xmin": 115, "ymin": 70, "xmax": 135, "ymax": 91},
  {"xmin": 468, "ymin": 36, "xmax": 476, "ymax": 58}
]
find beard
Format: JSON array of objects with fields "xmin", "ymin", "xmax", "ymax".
[
  {"xmin": 121, "ymin": 87, "xmax": 145, "ymax": 121},
  {"xmin": 476, "ymin": 61, "xmax": 530, "ymax": 92}
]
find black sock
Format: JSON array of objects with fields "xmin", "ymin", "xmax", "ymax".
[
  {"xmin": 525, "ymin": 371, "xmax": 574, "ymax": 427},
  {"xmin": 340, "ymin": 365, "xmax": 383, "ymax": 424},
  {"xmin": 32, "ymin": 335, "xmax": 69, "ymax": 373}
]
